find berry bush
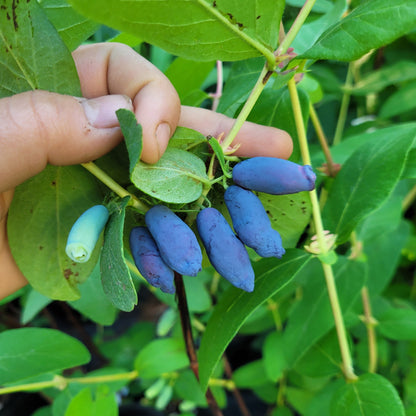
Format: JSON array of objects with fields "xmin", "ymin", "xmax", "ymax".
[{"xmin": 1, "ymin": 0, "xmax": 416, "ymax": 415}]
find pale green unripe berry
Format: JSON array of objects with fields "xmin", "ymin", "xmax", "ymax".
[{"xmin": 65, "ymin": 205, "xmax": 109, "ymax": 263}]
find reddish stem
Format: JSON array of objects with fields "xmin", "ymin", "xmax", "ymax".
[{"xmin": 174, "ymin": 272, "xmax": 224, "ymax": 416}]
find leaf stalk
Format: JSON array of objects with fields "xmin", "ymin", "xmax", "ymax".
[{"xmin": 81, "ymin": 162, "xmax": 149, "ymax": 213}]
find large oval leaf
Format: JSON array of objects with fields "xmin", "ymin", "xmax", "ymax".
[
  {"xmin": 39, "ymin": 0, "xmax": 100, "ymax": 51},
  {"xmin": 100, "ymin": 197, "xmax": 137, "ymax": 312},
  {"xmin": 8, "ymin": 166, "xmax": 104, "ymax": 300},
  {"xmin": 331, "ymin": 373, "xmax": 405, "ymax": 416},
  {"xmin": 68, "ymin": 0, "xmax": 282, "ymax": 63},
  {"xmin": 323, "ymin": 124, "xmax": 416, "ymax": 244},
  {"xmin": 0, "ymin": 0, "xmax": 80, "ymax": 97},
  {"xmin": 302, "ymin": 0, "xmax": 416, "ymax": 61},
  {"xmin": 131, "ymin": 148, "xmax": 208, "ymax": 204},
  {"xmin": 0, "ymin": 328, "xmax": 90, "ymax": 385},
  {"xmin": 283, "ymin": 256, "xmax": 366, "ymax": 367},
  {"xmin": 198, "ymin": 249, "xmax": 312, "ymax": 391}
]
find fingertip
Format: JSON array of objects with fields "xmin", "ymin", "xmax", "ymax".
[
  {"xmin": 179, "ymin": 107, "xmax": 293, "ymax": 160},
  {"xmin": 133, "ymin": 82, "xmax": 180, "ymax": 164},
  {"xmin": 230, "ymin": 121, "xmax": 293, "ymax": 160}
]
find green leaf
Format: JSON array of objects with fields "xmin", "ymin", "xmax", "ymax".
[
  {"xmin": 377, "ymin": 308, "xmax": 416, "ymax": 341},
  {"xmin": 283, "ymin": 256, "xmax": 366, "ymax": 367},
  {"xmin": 32, "ymin": 406, "xmax": 53, "ymax": 416},
  {"xmin": 0, "ymin": 328, "xmax": 90, "ymax": 385},
  {"xmin": 68, "ymin": 0, "xmax": 278, "ymax": 63},
  {"xmin": 131, "ymin": 147, "xmax": 209, "ymax": 204},
  {"xmin": 100, "ymin": 197, "xmax": 137, "ymax": 312},
  {"xmin": 198, "ymin": 249, "xmax": 312, "ymax": 391},
  {"xmin": 248, "ymin": 86, "xmax": 310, "ymax": 164},
  {"xmin": 304, "ymin": 379, "xmax": 344, "ymax": 416},
  {"xmin": 116, "ymin": 109, "xmax": 143, "ymax": 176},
  {"xmin": 8, "ymin": 166, "xmax": 104, "ymax": 300},
  {"xmin": 217, "ymin": 57, "xmax": 266, "ymax": 117},
  {"xmin": 0, "ymin": 0, "xmax": 81, "ymax": 97},
  {"xmin": 174, "ymin": 370, "xmax": 207, "ymax": 407},
  {"xmin": 100, "ymin": 322, "xmax": 156, "ymax": 369},
  {"xmin": 362, "ymin": 221, "xmax": 411, "ymax": 296},
  {"xmin": 302, "ymin": 0, "xmax": 416, "ymax": 61},
  {"xmin": 39, "ymin": 0, "xmax": 100, "ymax": 51},
  {"xmin": 183, "ymin": 275, "xmax": 212, "ymax": 313},
  {"xmin": 134, "ymin": 338, "xmax": 189, "ymax": 379},
  {"xmin": 331, "ymin": 373, "xmax": 405, "ymax": 416},
  {"xmin": 20, "ymin": 289, "xmax": 52, "ymax": 325},
  {"xmin": 208, "ymin": 137, "xmax": 231, "ymax": 178},
  {"xmin": 69, "ymin": 260, "xmax": 118, "ymax": 326},
  {"xmin": 168, "ymin": 126, "xmax": 207, "ymax": 151},
  {"xmin": 323, "ymin": 125, "xmax": 416, "ymax": 244},
  {"xmin": 358, "ymin": 196, "xmax": 410, "ymax": 295},
  {"xmin": 293, "ymin": 330, "xmax": 342, "ymax": 378},
  {"xmin": 297, "ymin": 73, "xmax": 324, "ymax": 104},
  {"xmin": 380, "ymin": 80, "xmax": 416, "ymax": 119},
  {"xmin": 291, "ymin": 0, "xmax": 347, "ymax": 55},
  {"xmin": 64, "ymin": 387, "xmax": 118, "ymax": 416},
  {"xmin": 286, "ymin": 0, "xmax": 334, "ymax": 13},
  {"xmin": 214, "ymin": 0, "xmax": 284, "ymax": 49},
  {"xmin": 262, "ymin": 332, "xmax": 287, "ymax": 382},
  {"xmin": 165, "ymin": 57, "xmax": 215, "ymax": 103},
  {"xmin": 352, "ymin": 61, "xmax": 416, "ymax": 96},
  {"xmin": 233, "ymin": 360, "xmax": 269, "ymax": 388},
  {"xmin": 257, "ymin": 191, "xmax": 312, "ymax": 248}
]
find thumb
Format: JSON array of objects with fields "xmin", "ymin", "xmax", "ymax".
[{"xmin": 0, "ymin": 90, "xmax": 133, "ymax": 192}]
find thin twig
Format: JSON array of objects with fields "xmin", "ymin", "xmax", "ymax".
[
  {"xmin": 223, "ymin": 356, "xmax": 252, "ymax": 416},
  {"xmin": 309, "ymin": 103, "xmax": 338, "ymax": 177},
  {"xmin": 174, "ymin": 273, "xmax": 224, "ymax": 416},
  {"xmin": 211, "ymin": 60, "xmax": 223, "ymax": 112}
]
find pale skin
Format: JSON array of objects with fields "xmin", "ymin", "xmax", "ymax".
[{"xmin": 0, "ymin": 42, "xmax": 293, "ymax": 300}]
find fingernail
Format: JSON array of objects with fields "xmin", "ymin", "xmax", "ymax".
[
  {"xmin": 81, "ymin": 95, "xmax": 133, "ymax": 129},
  {"xmin": 155, "ymin": 123, "xmax": 171, "ymax": 158}
]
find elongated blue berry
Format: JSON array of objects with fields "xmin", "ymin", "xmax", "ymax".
[
  {"xmin": 129, "ymin": 226, "xmax": 175, "ymax": 294},
  {"xmin": 66, "ymin": 205, "xmax": 109, "ymax": 263},
  {"xmin": 145, "ymin": 205, "xmax": 202, "ymax": 277},
  {"xmin": 196, "ymin": 208, "xmax": 254, "ymax": 292},
  {"xmin": 224, "ymin": 185, "xmax": 285, "ymax": 258},
  {"xmin": 232, "ymin": 157, "xmax": 316, "ymax": 195}
]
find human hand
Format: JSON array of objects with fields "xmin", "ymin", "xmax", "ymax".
[{"xmin": 0, "ymin": 42, "xmax": 292, "ymax": 299}]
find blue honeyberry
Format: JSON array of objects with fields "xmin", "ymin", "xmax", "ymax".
[
  {"xmin": 129, "ymin": 226, "xmax": 175, "ymax": 294},
  {"xmin": 196, "ymin": 208, "xmax": 255, "ymax": 292},
  {"xmin": 65, "ymin": 204, "xmax": 109, "ymax": 263},
  {"xmin": 224, "ymin": 185, "xmax": 285, "ymax": 259},
  {"xmin": 232, "ymin": 157, "xmax": 316, "ymax": 195},
  {"xmin": 145, "ymin": 205, "xmax": 202, "ymax": 277}
]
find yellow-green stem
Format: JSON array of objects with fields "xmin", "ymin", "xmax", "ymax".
[
  {"xmin": 402, "ymin": 184, "xmax": 416, "ymax": 212},
  {"xmin": 333, "ymin": 63, "xmax": 353, "ymax": 145},
  {"xmin": 288, "ymin": 77, "xmax": 357, "ymax": 381},
  {"xmin": 81, "ymin": 162, "xmax": 148, "ymax": 213},
  {"xmin": 267, "ymin": 299, "xmax": 283, "ymax": 331},
  {"xmin": 0, "ymin": 371, "xmax": 138, "ymax": 395},
  {"xmin": 208, "ymin": 378, "xmax": 236, "ymax": 390},
  {"xmin": 361, "ymin": 286, "xmax": 378, "ymax": 373},
  {"xmin": 276, "ymin": 0, "xmax": 317, "ymax": 56},
  {"xmin": 221, "ymin": 65, "xmax": 271, "ymax": 152}
]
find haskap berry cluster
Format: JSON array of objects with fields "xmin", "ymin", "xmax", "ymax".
[{"xmin": 129, "ymin": 157, "xmax": 316, "ymax": 293}]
